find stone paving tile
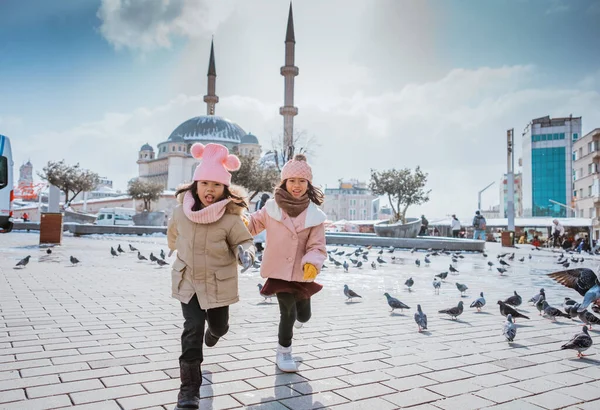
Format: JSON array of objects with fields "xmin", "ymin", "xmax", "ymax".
[
  {"xmin": 231, "ymin": 385, "xmax": 300, "ymax": 406},
  {"xmin": 433, "ymin": 393, "xmax": 496, "ymax": 410},
  {"xmin": 381, "ymin": 387, "xmax": 444, "ymax": 407},
  {"xmin": 7, "ymin": 394, "xmax": 72, "ymax": 410},
  {"xmin": 421, "ymin": 368, "xmax": 474, "ymax": 383},
  {"xmin": 482, "ymin": 400, "xmax": 546, "ymax": 410},
  {"xmin": 244, "ymin": 373, "xmax": 307, "ymax": 389},
  {"xmin": 329, "ymin": 396, "xmax": 398, "ymax": 410},
  {"xmin": 0, "ymin": 389, "xmax": 26, "ymax": 404},
  {"xmin": 523, "ymin": 390, "xmax": 582, "ymax": 409},
  {"xmin": 334, "ymin": 382, "xmax": 396, "ymax": 401},
  {"xmin": 68, "ymin": 401, "xmax": 123, "ymax": 410},
  {"xmin": 337, "ymin": 369, "xmax": 393, "ymax": 386},
  {"xmin": 578, "ymin": 399, "xmax": 600, "ymax": 410},
  {"xmin": 60, "ymin": 366, "xmax": 128, "ymax": 382},
  {"xmin": 26, "ymin": 378, "xmax": 103, "ymax": 398},
  {"xmin": 101, "ymin": 370, "xmax": 170, "ymax": 387},
  {"xmin": 70, "ymin": 384, "xmax": 147, "ymax": 405},
  {"xmin": 0, "ymin": 370, "xmax": 20, "ymax": 381},
  {"xmin": 278, "ymin": 391, "xmax": 349, "ymax": 409},
  {"xmin": 556, "ymin": 383, "xmax": 600, "ymax": 401},
  {"xmin": 474, "ymin": 384, "xmax": 533, "ymax": 403},
  {"xmin": 0, "ymin": 374, "xmax": 59, "ymax": 392},
  {"xmin": 426, "ymin": 378, "xmax": 482, "ymax": 397}
]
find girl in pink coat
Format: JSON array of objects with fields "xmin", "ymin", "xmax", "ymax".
[{"xmin": 247, "ymin": 154, "xmax": 327, "ymax": 372}]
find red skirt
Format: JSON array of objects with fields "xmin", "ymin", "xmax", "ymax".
[{"xmin": 260, "ymin": 278, "xmax": 323, "ymax": 300}]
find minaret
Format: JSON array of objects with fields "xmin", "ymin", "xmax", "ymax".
[
  {"xmin": 204, "ymin": 39, "xmax": 218, "ymax": 115},
  {"xmin": 280, "ymin": 2, "xmax": 299, "ymax": 159}
]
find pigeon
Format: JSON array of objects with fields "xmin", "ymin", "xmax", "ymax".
[
  {"xmin": 405, "ymin": 277, "xmax": 414, "ymax": 291},
  {"xmin": 350, "ymin": 258, "xmax": 358, "ymax": 265},
  {"xmin": 129, "ymin": 244, "xmax": 138, "ymax": 252},
  {"xmin": 562, "ymin": 261, "xmax": 571, "ymax": 268},
  {"xmin": 328, "ymin": 254, "xmax": 335, "ymax": 262},
  {"xmin": 388, "ymin": 246, "xmax": 395, "ymax": 253},
  {"xmin": 547, "ymin": 268, "xmax": 600, "ymax": 312},
  {"xmin": 449, "ymin": 265, "xmax": 459, "ymax": 273},
  {"xmin": 503, "ymin": 314, "xmax": 517, "ymax": 342},
  {"xmin": 593, "ymin": 305, "xmax": 600, "ymax": 315},
  {"xmin": 529, "ymin": 288, "xmax": 545, "ymax": 305},
  {"xmin": 578, "ymin": 309, "xmax": 600, "ymax": 329},
  {"xmin": 415, "ymin": 259, "xmax": 421, "ymax": 267},
  {"xmin": 371, "ymin": 261, "xmax": 377, "ymax": 270},
  {"xmin": 542, "ymin": 300, "xmax": 570, "ymax": 321},
  {"xmin": 528, "ymin": 254, "xmax": 532, "ymax": 260},
  {"xmin": 497, "ymin": 268, "xmax": 508, "ymax": 275},
  {"xmin": 518, "ymin": 257, "xmax": 525, "ymax": 262},
  {"xmin": 336, "ymin": 250, "xmax": 345, "ymax": 256},
  {"xmin": 156, "ymin": 259, "xmax": 168, "ymax": 267},
  {"xmin": 432, "ymin": 279, "xmax": 441, "ymax": 294},
  {"xmin": 452, "ymin": 257, "xmax": 458, "ymax": 264},
  {"xmin": 424, "ymin": 257, "xmax": 431, "ymax": 265},
  {"xmin": 499, "ymin": 259, "xmax": 510, "ymax": 267},
  {"xmin": 344, "ymin": 285, "xmax": 362, "ymax": 302},
  {"xmin": 561, "ymin": 326, "xmax": 593, "ymax": 358},
  {"xmin": 257, "ymin": 284, "xmax": 274, "ymax": 302},
  {"xmin": 565, "ymin": 303, "xmax": 581, "ymax": 319},
  {"xmin": 110, "ymin": 247, "xmax": 118, "ymax": 257},
  {"xmin": 470, "ymin": 292, "xmax": 486, "ymax": 311},
  {"xmin": 378, "ymin": 249, "xmax": 384, "ymax": 255},
  {"xmin": 497, "ymin": 300, "xmax": 530, "ymax": 321},
  {"xmin": 257, "ymin": 253, "xmax": 263, "ymax": 262},
  {"xmin": 456, "ymin": 282, "xmax": 468, "ymax": 296},
  {"xmin": 356, "ymin": 261, "xmax": 363, "ymax": 268},
  {"xmin": 414, "ymin": 305, "xmax": 428, "ymax": 332},
  {"xmin": 435, "ymin": 271, "xmax": 449, "ymax": 281},
  {"xmin": 383, "ymin": 293, "xmax": 410, "ymax": 312},
  {"xmin": 377, "ymin": 256, "xmax": 387, "ymax": 264},
  {"xmin": 343, "ymin": 260, "xmax": 349, "ymax": 272},
  {"xmin": 117, "ymin": 244, "xmax": 125, "ymax": 253},
  {"xmin": 333, "ymin": 260, "xmax": 342, "ymax": 267},
  {"xmin": 15, "ymin": 255, "xmax": 31, "ymax": 268},
  {"xmin": 564, "ymin": 297, "xmax": 577, "ymax": 307},
  {"xmin": 508, "ymin": 253, "xmax": 515, "ymax": 261},
  {"xmin": 149, "ymin": 252, "xmax": 157, "ymax": 262},
  {"xmin": 69, "ymin": 256, "xmax": 80, "ymax": 265},
  {"xmin": 362, "ymin": 254, "xmax": 369, "ymax": 261},
  {"xmin": 497, "ymin": 253, "xmax": 508, "ymax": 259},
  {"xmin": 439, "ymin": 301, "xmax": 464, "ymax": 320},
  {"xmin": 137, "ymin": 252, "xmax": 148, "ymax": 261},
  {"xmin": 535, "ymin": 296, "xmax": 546, "ymax": 316},
  {"xmin": 458, "ymin": 254, "xmax": 465, "ymax": 259},
  {"xmin": 487, "ymin": 261, "xmax": 494, "ymax": 270},
  {"xmin": 410, "ymin": 247, "xmax": 416, "ymax": 254},
  {"xmin": 483, "ymin": 252, "xmax": 488, "ymax": 257},
  {"xmin": 504, "ymin": 291, "xmax": 522, "ymax": 307},
  {"xmin": 46, "ymin": 249, "xmax": 52, "ymax": 255},
  {"xmin": 160, "ymin": 249, "xmax": 166, "ymax": 260}
]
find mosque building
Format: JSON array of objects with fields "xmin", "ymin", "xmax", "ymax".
[{"xmin": 137, "ymin": 4, "xmax": 298, "ymax": 190}]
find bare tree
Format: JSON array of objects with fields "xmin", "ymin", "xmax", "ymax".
[
  {"xmin": 230, "ymin": 154, "xmax": 280, "ymax": 201},
  {"xmin": 38, "ymin": 161, "xmax": 99, "ymax": 207},
  {"xmin": 269, "ymin": 130, "xmax": 320, "ymax": 171}
]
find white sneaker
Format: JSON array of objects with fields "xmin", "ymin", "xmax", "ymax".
[
  {"xmin": 276, "ymin": 344, "xmax": 298, "ymax": 372},
  {"xmin": 294, "ymin": 321, "xmax": 303, "ymax": 329}
]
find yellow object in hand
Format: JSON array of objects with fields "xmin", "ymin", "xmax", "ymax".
[
  {"xmin": 241, "ymin": 215, "xmax": 250, "ymax": 227},
  {"xmin": 303, "ymin": 263, "xmax": 318, "ymax": 280}
]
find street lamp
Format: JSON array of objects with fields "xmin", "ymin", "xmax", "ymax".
[
  {"xmin": 478, "ymin": 182, "xmax": 495, "ymax": 211},
  {"xmin": 549, "ymin": 199, "xmax": 575, "ymax": 217}
]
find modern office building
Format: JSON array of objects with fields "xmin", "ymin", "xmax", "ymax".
[{"xmin": 522, "ymin": 115, "xmax": 582, "ymax": 217}]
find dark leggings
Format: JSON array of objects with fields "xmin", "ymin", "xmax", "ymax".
[
  {"xmin": 277, "ymin": 292, "xmax": 311, "ymax": 348},
  {"xmin": 180, "ymin": 295, "xmax": 229, "ymax": 362}
]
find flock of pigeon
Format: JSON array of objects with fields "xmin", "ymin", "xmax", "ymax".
[
  {"xmin": 310, "ymin": 245, "xmax": 597, "ymax": 358},
  {"xmin": 13, "ymin": 243, "xmax": 170, "ymax": 269}
]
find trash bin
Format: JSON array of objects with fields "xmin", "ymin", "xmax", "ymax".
[
  {"xmin": 501, "ymin": 231, "xmax": 514, "ymax": 247},
  {"xmin": 40, "ymin": 213, "xmax": 63, "ymax": 245}
]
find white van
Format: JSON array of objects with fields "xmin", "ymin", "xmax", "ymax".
[
  {"xmin": 95, "ymin": 207, "xmax": 136, "ymax": 226},
  {"xmin": 0, "ymin": 134, "xmax": 14, "ymax": 233}
]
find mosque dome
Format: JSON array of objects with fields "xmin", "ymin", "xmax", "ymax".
[
  {"xmin": 240, "ymin": 133, "xmax": 259, "ymax": 145},
  {"xmin": 168, "ymin": 115, "xmax": 246, "ymax": 145},
  {"xmin": 140, "ymin": 143, "xmax": 154, "ymax": 151}
]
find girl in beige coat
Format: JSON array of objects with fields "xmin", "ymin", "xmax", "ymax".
[{"xmin": 167, "ymin": 143, "xmax": 254, "ymax": 410}]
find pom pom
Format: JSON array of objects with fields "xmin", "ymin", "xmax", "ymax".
[
  {"xmin": 190, "ymin": 143, "xmax": 205, "ymax": 159},
  {"xmin": 223, "ymin": 154, "xmax": 241, "ymax": 171},
  {"xmin": 293, "ymin": 154, "xmax": 307, "ymax": 162}
]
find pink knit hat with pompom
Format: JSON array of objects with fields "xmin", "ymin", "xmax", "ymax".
[
  {"xmin": 281, "ymin": 154, "xmax": 313, "ymax": 183},
  {"xmin": 191, "ymin": 143, "xmax": 241, "ymax": 186}
]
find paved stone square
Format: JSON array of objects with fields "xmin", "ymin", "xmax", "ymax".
[{"xmin": 1, "ymin": 232, "xmax": 600, "ymax": 409}]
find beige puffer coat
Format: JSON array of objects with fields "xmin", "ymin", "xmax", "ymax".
[{"xmin": 167, "ymin": 186, "xmax": 255, "ymax": 309}]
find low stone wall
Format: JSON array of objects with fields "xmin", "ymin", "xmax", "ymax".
[{"xmin": 326, "ymin": 233, "xmax": 486, "ymax": 252}]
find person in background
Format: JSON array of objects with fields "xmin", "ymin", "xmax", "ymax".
[
  {"xmin": 551, "ymin": 219, "xmax": 565, "ymax": 248},
  {"xmin": 451, "ymin": 214, "xmax": 461, "ymax": 238},
  {"xmin": 472, "ymin": 211, "xmax": 487, "ymax": 241},
  {"xmin": 253, "ymin": 194, "xmax": 270, "ymax": 252},
  {"xmin": 22, "ymin": 212, "xmax": 29, "ymax": 222},
  {"xmin": 419, "ymin": 215, "xmax": 429, "ymax": 236}
]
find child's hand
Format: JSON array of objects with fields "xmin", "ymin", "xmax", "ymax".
[
  {"xmin": 237, "ymin": 245, "xmax": 253, "ymax": 273},
  {"xmin": 303, "ymin": 263, "xmax": 318, "ymax": 281}
]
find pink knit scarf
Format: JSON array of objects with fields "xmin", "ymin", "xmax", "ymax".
[{"xmin": 183, "ymin": 191, "xmax": 231, "ymax": 224}]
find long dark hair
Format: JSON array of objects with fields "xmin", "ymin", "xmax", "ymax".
[
  {"xmin": 175, "ymin": 181, "xmax": 248, "ymax": 211},
  {"xmin": 279, "ymin": 180, "xmax": 325, "ymax": 206}
]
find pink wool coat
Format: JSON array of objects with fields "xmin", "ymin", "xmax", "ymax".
[{"xmin": 248, "ymin": 199, "xmax": 327, "ymax": 282}]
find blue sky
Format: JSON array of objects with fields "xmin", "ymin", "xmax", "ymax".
[{"xmin": 1, "ymin": 0, "xmax": 599, "ymax": 217}]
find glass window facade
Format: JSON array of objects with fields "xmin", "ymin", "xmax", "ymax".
[
  {"xmin": 531, "ymin": 147, "xmax": 566, "ymax": 217},
  {"xmin": 531, "ymin": 133, "xmax": 565, "ymax": 142}
]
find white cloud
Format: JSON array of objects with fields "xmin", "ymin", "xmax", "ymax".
[
  {"xmin": 545, "ymin": 0, "xmax": 570, "ymax": 14},
  {"xmin": 97, "ymin": 0, "xmax": 236, "ymax": 51},
  {"xmin": 14, "ymin": 65, "xmax": 600, "ymax": 219}
]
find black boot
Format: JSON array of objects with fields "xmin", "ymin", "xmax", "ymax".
[
  {"xmin": 175, "ymin": 360, "xmax": 201, "ymax": 409},
  {"xmin": 204, "ymin": 329, "xmax": 219, "ymax": 347}
]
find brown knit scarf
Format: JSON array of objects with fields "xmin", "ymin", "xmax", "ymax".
[{"xmin": 274, "ymin": 187, "xmax": 310, "ymax": 217}]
